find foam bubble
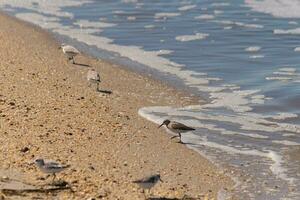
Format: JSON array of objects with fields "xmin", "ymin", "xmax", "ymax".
[
  {"xmin": 154, "ymin": 12, "xmax": 181, "ymax": 19},
  {"xmin": 273, "ymin": 71, "xmax": 296, "ymax": 76},
  {"xmin": 279, "ymin": 67, "xmax": 297, "ymax": 72},
  {"xmin": 274, "ymin": 28, "xmax": 300, "ymax": 35},
  {"xmin": 214, "ymin": 10, "xmax": 224, "ymax": 15},
  {"xmin": 223, "ymin": 26, "xmax": 233, "ymax": 30},
  {"xmin": 289, "ymin": 21, "xmax": 298, "ymax": 25},
  {"xmin": 74, "ymin": 20, "xmax": 116, "ymax": 29},
  {"xmin": 127, "ymin": 16, "xmax": 136, "ymax": 21},
  {"xmin": 249, "ymin": 55, "xmax": 264, "ymax": 59},
  {"xmin": 156, "ymin": 50, "xmax": 174, "ymax": 55},
  {"xmin": 211, "ymin": 3, "xmax": 230, "ymax": 7},
  {"xmin": 213, "ymin": 20, "xmax": 264, "ymax": 29},
  {"xmin": 175, "ymin": 33, "xmax": 209, "ymax": 42},
  {"xmin": 144, "ymin": 24, "xmax": 155, "ymax": 29},
  {"xmin": 245, "ymin": 46, "xmax": 261, "ymax": 52},
  {"xmin": 265, "ymin": 77, "xmax": 293, "ymax": 81},
  {"xmin": 121, "ymin": 0, "xmax": 138, "ymax": 3},
  {"xmin": 194, "ymin": 14, "xmax": 215, "ymax": 20},
  {"xmin": 178, "ymin": 5, "xmax": 196, "ymax": 11}
]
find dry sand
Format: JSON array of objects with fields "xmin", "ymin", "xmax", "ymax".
[{"xmin": 0, "ymin": 12, "xmax": 235, "ymax": 199}]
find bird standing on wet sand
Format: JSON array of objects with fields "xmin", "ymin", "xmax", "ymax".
[
  {"xmin": 87, "ymin": 69, "xmax": 101, "ymax": 92},
  {"xmin": 133, "ymin": 174, "xmax": 163, "ymax": 196},
  {"xmin": 158, "ymin": 119, "xmax": 195, "ymax": 143},
  {"xmin": 34, "ymin": 158, "xmax": 70, "ymax": 182},
  {"xmin": 59, "ymin": 43, "xmax": 80, "ymax": 64}
]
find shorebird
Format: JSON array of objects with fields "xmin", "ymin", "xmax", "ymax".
[
  {"xmin": 87, "ymin": 69, "xmax": 101, "ymax": 92},
  {"xmin": 34, "ymin": 158, "xmax": 70, "ymax": 182},
  {"xmin": 59, "ymin": 43, "xmax": 80, "ymax": 64},
  {"xmin": 158, "ymin": 119, "xmax": 195, "ymax": 143},
  {"xmin": 133, "ymin": 174, "xmax": 163, "ymax": 195}
]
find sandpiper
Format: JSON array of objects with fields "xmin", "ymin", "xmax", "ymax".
[
  {"xmin": 59, "ymin": 43, "xmax": 80, "ymax": 64},
  {"xmin": 133, "ymin": 174, "xmax": 163, "ymax": 195},
  {"xmin": 34, "ymin": 158, "xmax": 70, "ymax": 182},
  {"xmin": 87, "ymin": 69, "xmax": 101, "ymax": 92},
  {"xmin": 158, "ymin": 119, "xmax": 195, "ymax": 143}
]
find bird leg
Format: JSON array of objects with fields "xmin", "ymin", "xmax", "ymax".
[
  {"xmin": 177, "ymin": 133, "xmax": 184, "ymax": 144},
  {"xmin": 96, "ymin": 82, "xmax": 100, "ymax": 92},
  {"xmin": 72, "ymin": 57, "xmax": 75, "ymax": 64},
  {"xmin": 170, "ymin": 135, "xmax": 179, "ymax": 140},
  {"xmin": 52, "ymin": 173, "xmax": 56, "ymax": 182}
]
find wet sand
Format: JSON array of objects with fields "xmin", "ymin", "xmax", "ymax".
[{"xmin": 0, "ymin": 12, "xmax": 235, "ymax": 199}]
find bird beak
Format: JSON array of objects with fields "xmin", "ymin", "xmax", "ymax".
[{"xmin": 158, "ymin": 123, "xmax": 164, "ymax": 129}]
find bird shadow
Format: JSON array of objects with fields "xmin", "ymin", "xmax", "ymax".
[
  {"xmin": 148, "ymin": 196, "xmax": 198, "ymax": 200},
  {"xmin": 97, "ymin": 89, "xmax": 112, "ymax": 94},
  {"xmin": 73, "ymin": 62, "xmax": 90, "ymax": 67},
  {"xmin": 179, "ymin": 141, "xmax": 196, "ymax": 145}
]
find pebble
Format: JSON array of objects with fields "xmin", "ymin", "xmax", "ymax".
[{"xmin": 20, "ymin": 146, "xmax": 30, "ymax": 153}]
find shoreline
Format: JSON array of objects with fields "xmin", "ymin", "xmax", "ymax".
[{"xmin": 0, "ymin": 11, "xmax": 235, "ymax": 200}]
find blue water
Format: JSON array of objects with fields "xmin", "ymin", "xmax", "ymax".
[{"xmin": 1, "ymin": 0, "xmax": 300, "ymax": 199}]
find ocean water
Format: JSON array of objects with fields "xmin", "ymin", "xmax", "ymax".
[{"xmin": 1, "ymin": 0, "xmax": 300, "ymax": 199}]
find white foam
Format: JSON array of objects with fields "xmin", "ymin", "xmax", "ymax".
[
  {"xmin": 175, "ymin": 33, "xmax": 209, "ymax": 42},
  {"xmin": 213, "ymin": 20, "xmax": 264, "ymax": 29},
  {"xmin": 245, "ymin": 0, "xmax": 300, "ymax": 18},
  {"xmin": 249, "ymin": 55, "xmax": 264, "ymax": 59},
  {"xmin": 214, "ymin": 10, "xmax": 224, "ymax": 15},
  {"xmin": 279, "ymin": 67, "xmax": 297, "ymax": 72},
  {"xmin": 195, "ymin": 14, "xmax": 215, "ymax": 20},
  {"xmin": 112, "ymin": 10, "xmax": 126, "ymax": 15},
  {"xmin": 74, "ymin": 20, "xmax": 116, "ymax": 29},
  {"xmin": 121, "ymin": 0, "xmax": 138, "ymax": 3},
  {"xmin": 289, "ymin": 21, "xmax": 298, "ymax": 25},
  {"xmin": 0, "ymin": 0, "xmax": 92, "ymax": 18},
  {"xmin": 273, "ymin": 71, "xmax": 296, "ymax": 76},
  {"xmin": 268, "ymin": 151, "xmax": 295, "ymax": 184},
  {"xmin": 274, "ymin": 28, "xmax": 300, "ymax": 35},
  {"xmin": 127, "ymin": 16, "xmax": 136, "ymax": 21},
  {"xmin": 223, "ymin": 26, "xmax": 232, "ymax": 30},
  {"xmin": 156, "ymin": 50, "xmax": 174, "ymax": 55},
  {"xmin": 154, "ymin": 12, "xmax": 181, "ymax": 19},
  {"xmin": 203, "ymin": 90, "xmax": 262, "ymax": 112},
  {"xmin": 245, "ymin": 46, "xmax": 261, "ymax": 52},
  {"xmin": 178, "ymin": 5, "xmax": 196, "ymax": 11},
  {"xmin": 265, "ymin": 77, "xmax": 293, "ymax": 81},
  {"xmin": 294, "ymin": 47, "xmax": 300, "ymax": 51},
  {"xmin": 144, "ymin": 24, "xmax": 155, "ymax": 29},
  {"xmin": 211, "ymin": 3, "xmax": 230, "ymax": 7},
  {"xmin": 270, "ymin": 113, "xmax": 298, "ymax": 120},
  {"xmin": 272, "ymin": 140, "xmax": 300, "ymax": 146}
]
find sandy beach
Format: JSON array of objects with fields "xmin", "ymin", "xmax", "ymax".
[{"xmin": 0, "ymin": 12, "xmax": 234, "ymax": 200}]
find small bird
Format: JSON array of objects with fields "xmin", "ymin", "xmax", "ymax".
[
  {"xmin": 158, "ymin": 119, "xmax": 195, "ymax": 143},
  {"xmin": 59, "ymin": 43, "xmax": 80, "ymax": 64},
  {"xmin": 34, "ymin": 158, "xmax": 70, "ymax": 182},
  {"xmin": 87, "ymin": 69, "xmax": 101, "ymax": 92},
  {"xmin": 133, "ymin": 174, "xmax": 163, "ymax": 194}
]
